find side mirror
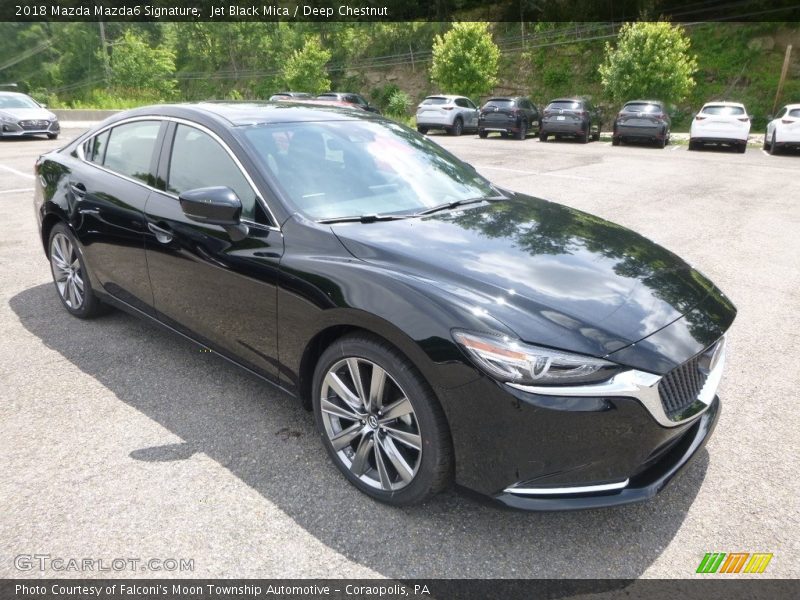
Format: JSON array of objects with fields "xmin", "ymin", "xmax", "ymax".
[{"xmin": 179, "ymin": 186, "xmax": 249, "ymax": 241}]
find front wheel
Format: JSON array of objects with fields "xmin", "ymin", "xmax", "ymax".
[
  {"xmin": 416, "ymin": 126, "xmax": 428, "ymax": 135},
  {"xmin": 48, "ymin": 222, "xmax": 107, "ymax": 318},
  {"xmin": 47, "ymin": 133, "xmax": 59, "ymax": 140},
  {"xmin": 313, "ymin": 335, "xmax": 453, "ymax": 506}
]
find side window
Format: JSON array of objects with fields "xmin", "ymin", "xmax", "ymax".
[
  {"xmin": 466, "ymin": 99, "xmax": 477, "ymax": 109},
  {"xmin": 454, "ymin": 98, "xmax": 468, "ymax": 108},
  {"xmin": 103, "ymin": 121, "xmax": 161, "ymax": 184},
  {"xmin": 84, "ymin": 130, "xmax": 110, "ymax": 164},
  {"xmin": 168, "ymin": 124, "xmax": 258, "ymax": 221},
  {"xmin": 775, "ymin": 107, "xmax": 787, "ymax": 119}
]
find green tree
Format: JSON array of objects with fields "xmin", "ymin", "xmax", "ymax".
[
  {"xmin": 282, "ymin": 36, "xmax": 331, "ymax": 94},
  {"xmin": 110, "ymin": 30, "xmax": 177, "ymax": 98},
  {"xmin": 599, "ymin": 21, "xmax": 697, "ymax": 105},
  {"xmin": 387, "ymin": 89, "xmax": 411, "ymax": 117},
  {"xmin": 429, "ymin": 22, "xmax": 500, "ymax": 100}
]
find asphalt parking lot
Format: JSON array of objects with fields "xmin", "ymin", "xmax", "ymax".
[{"xmin": 1, "ymin": 126, "xmax": 798, "ymax": 579}]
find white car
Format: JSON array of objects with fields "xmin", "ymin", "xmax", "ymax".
[
  {"xmin": 764, "ymin": 103, "xmax": 800, "ymax": 155},
  {"xmin": 415, "ymin": 95, "xmax": 479, "ymax": 136},
  {"xmin": 689, "ymin": 101, "xmax": 750, "ymax": 153},
  {"xmin": 0, "ymin": 91, "xmax": 60, "ymax": 139}
]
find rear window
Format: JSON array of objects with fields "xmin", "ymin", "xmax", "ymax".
[
  {"xmin": 485, "ymin": 99, "xmax": 514, "ymax": 107},
  {"xmin": 623, "ymin": 103, "xmax": 660, "ymax": 113},
  {"xmin": 421, "ymin": 97, "xmax": 449, "ymax": 105},
  {"xmin": 702, "ymin": 105, "xmax": 745, "ymax": 116},
  {"xmin": 547, "ymin": 101, "xmax": 581, "ymax": 110},
  {"xmin": 789, "ymin": 109, "xmax": 800, "ymax": 118}
]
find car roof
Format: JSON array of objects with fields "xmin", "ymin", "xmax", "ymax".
[
  {"xmin": 107, "ymin": 101, "xmax": 374, "ymax": 127},
  {"xmin": 487, "ymin": 96, "xmax": 524, "ymax": 101},
  {"xmin": 0, "ymin": 91, "xmax": 33, "ymax": 98},
  {"xmin": 424, "ymin": 95, "xmax": 465, "ymax": 100},
  {"xmin": 549, "ymin": 97, "xmax": 586, "ymax": 103}
]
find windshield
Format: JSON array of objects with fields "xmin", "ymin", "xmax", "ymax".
[
  {"xmin": 702, "ymin": 105, "xmax": 745, "ymax": 116},
  {"xmin": 241, "ymin": 119, "xmax": 495, "ymax": 221},
  {"xmin": 623, "ymin": 103, "xmax": 660, "ymax": 113},
  {"xmin": 0, "ymin": 94, "xmax": 40, "ymax": 109}
]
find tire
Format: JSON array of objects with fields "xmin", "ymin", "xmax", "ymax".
[
  {"xmin": 47, "ymin": 133, "xmax": 58, "ymax": 140},
  {"xmin": 737, "ymin": 141, "xmax": 747, "ymax": 154},
  {"xmin": 449, "ymin": 118, "xmax": 463, "ymax": 136},
  {"xmin": 516, "ymin": 120, "xmax": 527, "ymax": 140},
  {"xmin": 48, "ymin": 222, "xmax": 108, "ymax": 319},
  {"xmin": 416, "ymin": 126, "xmax": 428, "ymax": 135},
  {"xmin": 658, "ymin": 136, "xmax": 667, "ymax": 149},
  {"xmin": 612, "ymin": 136, "xmax": 620, "ymax": 146},
  {"xmin": 763, "ymin": 130, "xmax": 770, "ymax": 150},
  {"xmin": 312, "ymin": 334, "xmax": 453, "ymax": 506},
  {"xmin": 581, "ymin": 125, "xmax": 590, "ymax": 143},
  {"xmin": 478, "ymin": 129, "xmax": 488, "ymax": 139},
  {"xmin": 539, "ymin": 131, "xmax": 548, "ymax": 142},
  {"xmin": 688, "ymin": 139, "xmax": 698, "ymax": 151},
  {"xmin": 769, "ymin": 132, "xmax": 780, "ymax": 155}
]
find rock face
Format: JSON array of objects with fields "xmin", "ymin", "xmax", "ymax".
[{"xmin": 748, "ymin": 36, "xmax": 775, "ymax": 51}]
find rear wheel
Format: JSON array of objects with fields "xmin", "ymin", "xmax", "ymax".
[
  {"xmin": 688, "ymin": 139, "xmax": 698, "ymax": 151},
  {"xmin": 581, "ymin": 125, "xmax": 590, "ymax": 143},
  {"xmin": 48, "ymin": 223, "xmax": 107, "ymax": 319},
  {"xmin": 769, "ymin": 132, "xmax": 780, "ymax": 155},
  {"xmin": 763, "ymin": 130, "xmax": 770, "ymax": 150},
  {"xmin": 312, "ymin": 334, "xmax": 453, "ymax": 506},
  {"xmin": 737, "ymin": 141, "xmax": 747, "ymax": 154},
  {"xmin": 449, "ymin": 118, "xmax": 463, "ymax": 136},
  {"xmin": 516, "ymin": 120, "xmax": 527, "ymax": 140},
  {"xmin": 658, "ymin": 136, "xmax": 667, "ymax": 149},
  {"xmin": 416, "ymin": 126, "xmax": 428, "ymax": 135}
]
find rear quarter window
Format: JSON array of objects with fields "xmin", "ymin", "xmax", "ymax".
[{"xmin": 788, "ymin": 109, "xmax": 800, "ymax": 118}]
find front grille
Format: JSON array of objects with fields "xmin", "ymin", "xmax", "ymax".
[
  {"xmin": 658, "ymin": 342, "xmax": 718, "ymax": 418},
  {"xmin": 20, "ymin": 120, "xmax": 49, "ymax": 130}
]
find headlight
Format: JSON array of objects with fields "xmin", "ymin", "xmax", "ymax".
[{"xmin": 453, "ymin": 330, "xmax": 623, "ymax": 386}]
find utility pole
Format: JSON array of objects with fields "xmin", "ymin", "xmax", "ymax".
[
  {"xmin": 772, "ymin": 44, "xmax": 792, "ymax": 115},
  {"xmin": 98, "ymin": 21, "xmax": 111, "ymax": 83}
]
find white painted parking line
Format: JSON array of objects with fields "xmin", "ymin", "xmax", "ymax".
[
  {"xmin": 0, "ymin": 187, "xmax": 34, "ymax": 194},
  {"xmin": 477, "ymin": 164, "xmax": 593, "ymax": 181},
  {"xmin": 0, "ymin": 164, "xmax": 35, "ymax": 180}
]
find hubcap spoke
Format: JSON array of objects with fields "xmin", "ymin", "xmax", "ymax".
[
  {"xmin": 369, "ymin": 365, "xmax": 386, "ymax": 412},
  {"xmin": 383, "ymin": 426, "xmax": 421, "ymax": 451},
  {"xmin": 350, "ymin": 435, "xmax": 373, "ymax": 477},
  {"xmin": 379, "ymin": 397, "xmax": 413, "ymax": 423},
  {"xmin": 373, "ymin": 441, "xmax": 393, "ymax": 490},
  {"xmin": 321, "ymin": 397, "xmax": 363, "ymax": 421},
  {"xmin": 324, "ymin": 372, "xmax": 362, "ymax": 411},
  {"xmin": 379, "ymin": 436, "xmax": 415, "ymax": 483},
  {"xmin": 330, "ymin": 422, "xmax": 364, "ymax": 451},
  {"xmin": 346, "ymin": 358, "xmax": 368, "ymax": 407}
]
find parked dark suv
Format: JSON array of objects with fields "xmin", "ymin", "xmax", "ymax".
[
  {"xmin": 612, "ymin": 100, "xmax": 671, "ymax": 148},
  {"xmin": 478, "ymin": 97, "xmax": 540, "ymax": 140},
  {"xmin": 540, "ymin": 97, "xmax": 601, "ymax": 143},
  {"xmin": 315, "ymin": 92, "xmax": 381, "ymax": 114}
]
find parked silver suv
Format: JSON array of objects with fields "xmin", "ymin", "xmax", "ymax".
[{"xmin": 415, "ymin": 95, "xmax": 478, "ymax": 136}]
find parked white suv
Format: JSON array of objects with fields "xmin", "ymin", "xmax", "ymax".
[
  {"xmin": 689, "ymin": 101, "xmax": 750, "ymax": 153},
  {"xmin": 415, "ymin": 95, "xmax": 478, "ymax": 136},
  {"xmin": 764, "ymin": 103, "xmax": 800, "ymax": 155}
]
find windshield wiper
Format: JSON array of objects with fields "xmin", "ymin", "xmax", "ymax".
[
  {"xmin": 414, "ymin": 195, "xmax": 506, "ymax": 217},
  {"xmin": 317, "ymin": 214, "xmax": 411, "ymax": 224}
]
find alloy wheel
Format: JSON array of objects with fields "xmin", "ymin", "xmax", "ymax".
[
  {"xmin": 50, "ymin": 232, "xmax": 84, "ymax": 309},
  {"xmin": 320, "ymin": 357, "xmax": 422, "ymax": 491}
]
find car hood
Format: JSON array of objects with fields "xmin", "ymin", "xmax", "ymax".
[
  {"xmin": 0, "ymin": 107, "xmax": 56, "ymax": 121},
  {"xmin": 332, "ymin": 195, "xmax": 725, "ymax": 358}
]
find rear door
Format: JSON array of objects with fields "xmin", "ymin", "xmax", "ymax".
[
  {"xmin": 73, "ymin": 119, "xmax": 166, "ymax": 314},
  {"xmin": 144, "ymin": 121, "xmax": 284, "ymax": 382},
  {"xmin": 455, "ymin": 97, "xmax": 478, "ymax": 128}
]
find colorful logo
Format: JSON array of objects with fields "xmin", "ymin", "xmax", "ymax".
[{"xmin": 696, "ymin": 552, "xmax": 773, "ymax": 574}]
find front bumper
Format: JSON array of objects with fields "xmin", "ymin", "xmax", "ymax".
[{"xmin": 1, "ymin": 120, "xmax": 60, "ymax": 137}]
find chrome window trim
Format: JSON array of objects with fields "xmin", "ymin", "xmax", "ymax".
[
  {"xmin": 504, "ymin": 479, "xmax": 629, "ymax": 496},
  {"xmin": 507, "ymin": 337, "xmax": 726, "ymax": 429},
  {"xmin": 76, "ymin": 115, "xmax": 281, "ymax": 232}
]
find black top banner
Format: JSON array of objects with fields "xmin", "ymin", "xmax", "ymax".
[{"xmin": 3, "ymin": 0, "xmax": 800, "ymax": 22}]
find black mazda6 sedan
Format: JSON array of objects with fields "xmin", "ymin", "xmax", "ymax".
[{"xmin": 33, "ymin": 102, "xmax": 735, "ymax": 510}]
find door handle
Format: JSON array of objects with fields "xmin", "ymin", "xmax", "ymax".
[
  {"xmin": 147, "ymin": 221, "xmax": 174, "ymax": 244},
  {"xmin": 69, "ymin": 181, "xmax": 86, "ymax": 198}
]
